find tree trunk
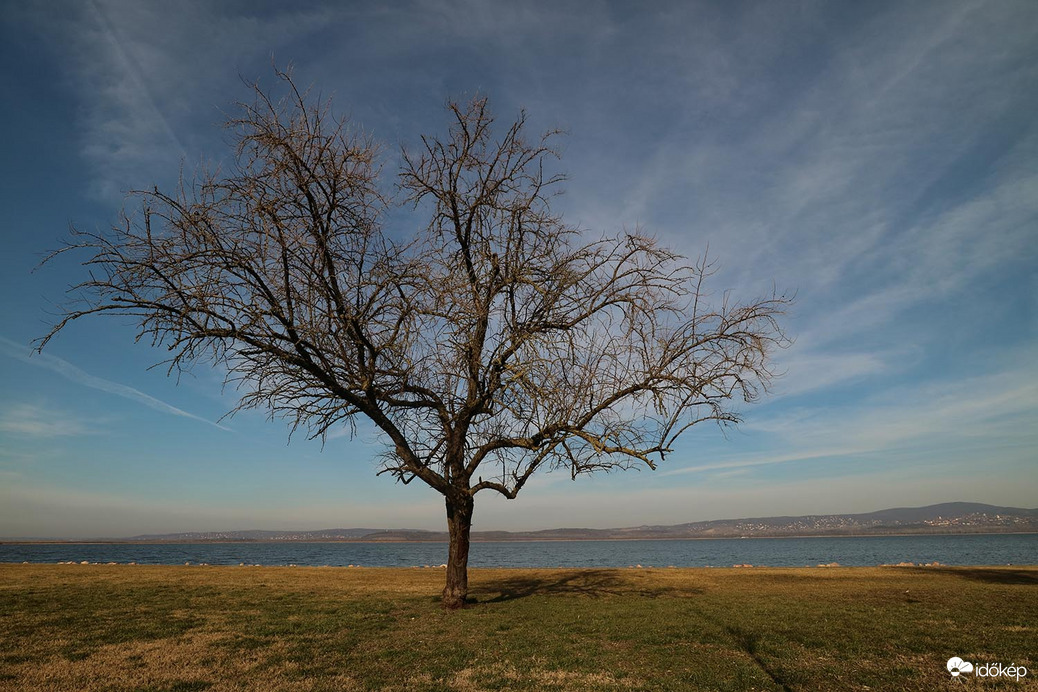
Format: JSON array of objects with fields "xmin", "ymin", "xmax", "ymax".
[{"xmin": 442, "ymin": 492, "xmax": 474, "ymax": 609}]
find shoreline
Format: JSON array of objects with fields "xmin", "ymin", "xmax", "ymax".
[
  {"xmin": 2, "ymin": 562, "xmax": 1036, "ymax": 569},
  {"xmin": 2, "ymin": 530, "xmax": 1036, "ymax": 545}
]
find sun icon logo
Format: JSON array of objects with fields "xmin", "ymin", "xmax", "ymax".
[{"xmin": 947, "ymin": 657, "xmax": 974, "ymax": 677}]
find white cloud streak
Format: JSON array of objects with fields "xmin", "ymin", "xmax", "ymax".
[
  {"xmin": 658, "ymin": 447, "xmax": 866, "ymax": 478},
  {"xmin": 0, "ymin": 403, "xmax": 100, "ymax": 438},
  {"xmin": 749, "ymin": 370, "xmax": 1038, "ymax": 452},
  {"xmin": 21, "ymin": 0, "xmax": 334, "ymax": 200},
  {"xmin": 0, "ymin": 336, "xmax": 230, "ymax": 431},
  {"xmin": 769, "ymin": 347, "xmax": 901, "ymax": 398},
  {"xmin": 654, "ymin": 345, "xmax": 1038, "ymax": 486}
]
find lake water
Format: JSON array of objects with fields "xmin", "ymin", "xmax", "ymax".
[{"xmin": 1, "ymin": 534, "xmax": 1034, "ymax": 568}]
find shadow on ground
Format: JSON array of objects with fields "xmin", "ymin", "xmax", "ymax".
[
  {"xmin": 725, "ymin": 625, "xmax": 793, "ymax": 692},
  {"xmin": 471, "ymin": 569, "xmax": 704, "ymax": 603},
  {"xmin": 913, "ymin": 567, "xmax": 1038, "ymax": 586}
]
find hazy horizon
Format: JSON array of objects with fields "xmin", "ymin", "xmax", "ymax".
[{"xmin": 4, "ymin": 500, "xmax": 1035, "ymax": 542}]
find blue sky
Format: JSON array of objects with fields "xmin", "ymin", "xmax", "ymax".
[{"xmin": 1, "ymin": 0, "xmax": 1036, "ymax": 538}]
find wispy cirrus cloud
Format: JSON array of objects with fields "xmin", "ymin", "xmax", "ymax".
[
  {"xmin": 20, "ymin": 0, "xmax": 333, "ymax": 200},
  {"xmin": 0, "ymin": 403, "xmax": 102, "ymax": 438},
  {"xmin": 769, "ymin": 347, "xmax": 903, "ymax": 398},
  {"xmin": 0, "ymin": 336, "xmax": 230, "ymax": 431},
  {"xmin": 658, "ymin": 446, "xmax": 865, "ymax": 478},
  {"xmin": 562, "ymin": 0, "xmax": 1038, "ymax": 359},
  {"xmin": 740, "ymin": 365, "xmax": 1038, "ymax": 469},
  {"xmin": 656, "ymin": 345, "xmax": 1038, "ymax": 484}
]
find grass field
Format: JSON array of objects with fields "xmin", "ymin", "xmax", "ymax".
[{"xmin": 0, "ymin": 564, "xmax": 1035, "ymax": 691}]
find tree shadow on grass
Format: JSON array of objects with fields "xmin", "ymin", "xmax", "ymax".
[
  {"xmin": 908, "ymin": 567, "xmax": 1038, "ymax": 586},
  {"xmin": 725, "ymin": 626, "xmax": 793, "ymax": 692},
  {"xmin": 471, "ymin": 569, "xmax": 704, "ymax": 603}
]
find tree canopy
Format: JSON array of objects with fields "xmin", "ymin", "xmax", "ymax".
[{"xmin": 41, "ymin": 69, "xmax": 790, "ymax": 608}]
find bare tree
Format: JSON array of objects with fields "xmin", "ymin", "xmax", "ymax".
[{"xmin": 40, "ymin": 69, "xmax": 789, "ymax": 609}]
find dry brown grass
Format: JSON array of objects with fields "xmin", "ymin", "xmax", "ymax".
[{"xmin": 1, "ymin": 564, "xmax": 1036, "ymax": 691}]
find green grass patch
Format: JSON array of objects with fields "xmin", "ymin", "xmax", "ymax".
[{"xmin": 0, "ymin": 564, "xmax": 1034, "ymax": 690}]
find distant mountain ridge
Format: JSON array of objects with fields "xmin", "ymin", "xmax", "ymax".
[{"xmin": 102, "ymin": 502, "xmax": 1038, "ymax": 543}]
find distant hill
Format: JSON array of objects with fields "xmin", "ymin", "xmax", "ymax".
[
  {"xmin": 96, "ymin": 502, "xmax": 1037, "ymax": 543},
  {"xmin": 125, "ymin": 528, "xmax": 381, "ymax": 542}
]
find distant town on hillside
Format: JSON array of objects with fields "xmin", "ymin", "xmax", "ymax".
[{"xmin": 12, "ymin": 502, "xmax": 1035, "ymax": 543}]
